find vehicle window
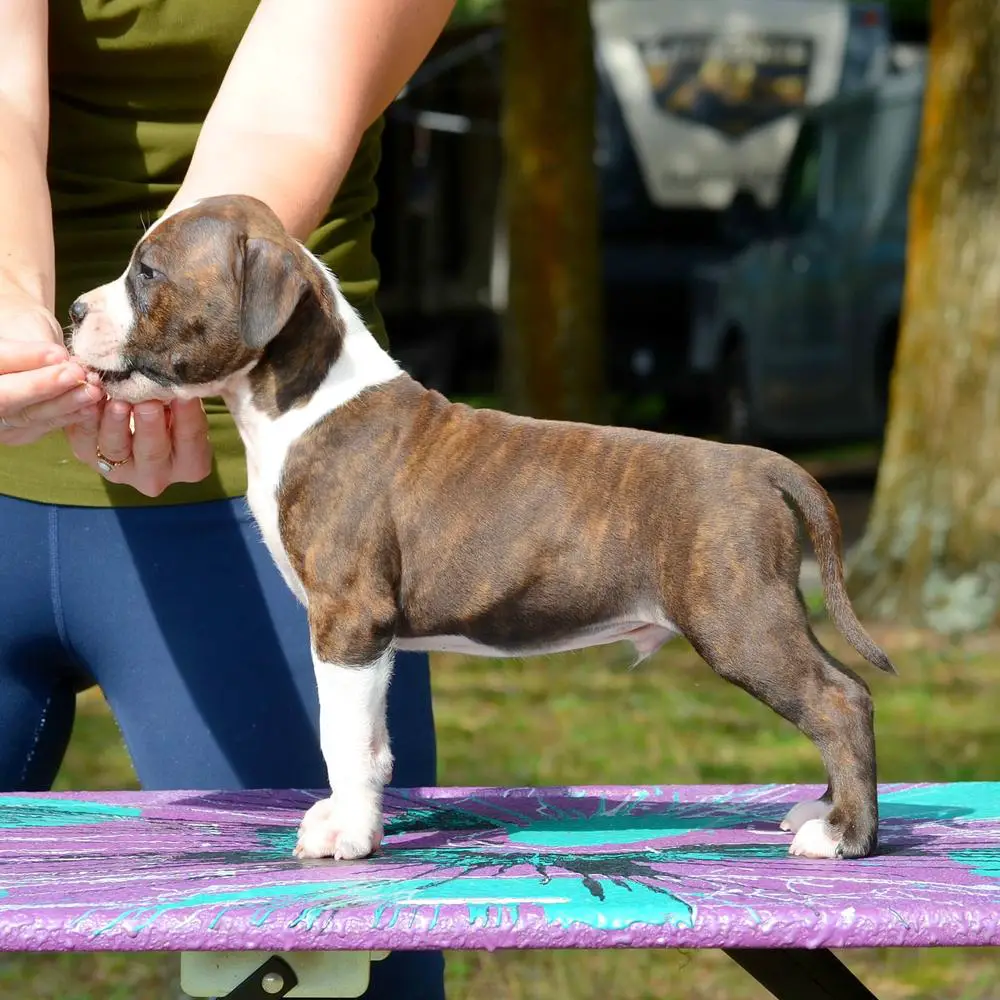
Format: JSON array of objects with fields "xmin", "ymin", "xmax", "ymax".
[
  {"xmin": 777, "ymin": 119, "xmax": 822, "ymax": 230},
  {"xmin": 840, "ymin": 27, "xmax": 882, "ymax": 93},
  {"xmin": 863, "ymin": 95, "xmax": 922, "ymax": 236},
  {"xmin": 830, "ymin": 113, "xmax": 872, "ymax": 229},
  {"xmin": 889, "ymin": 130, "xmax": 917, "ymax": 226}
]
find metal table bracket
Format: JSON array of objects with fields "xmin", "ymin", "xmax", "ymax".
[
  {"xmin": 222, "ymin": 955, "xmax": 297, "ymax": 999},
  {"xmin": 181, "ymin": 949, "xmax": 389, "ymax": 999}
]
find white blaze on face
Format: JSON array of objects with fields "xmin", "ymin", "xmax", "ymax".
[
  {"xmin": 71, "ymin": 200, "xmax": 187, "ymax": 371},
  {"xmin": 70, "ymin": 272, "xmax": 134, "ymax": 372},
  {"xmin": 70, "ymin": 268, "xmax": 179, "ymax": 403}
]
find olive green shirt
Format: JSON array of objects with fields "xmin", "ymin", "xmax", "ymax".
[{"xmin": 0, "ymin": 0, "xmax": 385, "ymax": 507}]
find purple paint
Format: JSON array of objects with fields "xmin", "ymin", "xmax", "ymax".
[{"xmin": 0, "ymin": 783, "xmax": 997, "ymax": 952}]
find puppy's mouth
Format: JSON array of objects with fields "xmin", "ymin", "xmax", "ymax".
[
  {"xmin": 89, "ymin": 367, "xmax": 130, "ymax": 385},
  {"xmin": 83, "ymin": 361, "xmax": 177, "ymax": 388}
]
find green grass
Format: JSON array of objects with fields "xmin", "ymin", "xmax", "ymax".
[{"xmin": 5, "ymin": 623, "xmax": 1000, "ymax": 998}]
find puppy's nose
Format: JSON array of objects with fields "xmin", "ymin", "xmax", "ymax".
[{"xmin": 68, "ymin": 298, "xmax": 88, "ymax": 325}]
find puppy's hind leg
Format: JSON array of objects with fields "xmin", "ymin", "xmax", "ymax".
[{"xmin": 681, "ymin": 591, "xmax": 879, "ymax": 860}]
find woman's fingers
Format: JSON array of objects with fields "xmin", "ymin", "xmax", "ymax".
[
  {"xmin": 97, "ymin": 400, "xmax": 135, "ymax": 464},
  {"xmin": 0, "ymin": 362, "xmax": 90, "ymax": 425},
  {"xmin": 127, "ymin": 403, "xmax": 174, "ymax": 496},
  {"xmin": 168, "ymin": 399, "xmax": 213, "ymax": 483},
  {"xmin": 65, "ymin": 396, "xmax": 213, "ymax": 496},
  {"xmin": 0, "ymin": 339, "xmax": 68, "ymax": 373},
  {"xmin": 18, "ymin": 380, "xmax": 103, "ymax": 427},
  {"xmin": 0, "ymin": 305, "xmax": 93, "ymax": 446},
  {"xmin": 64, "ymin": 402, "xmax": 105, "ymax": 463}
]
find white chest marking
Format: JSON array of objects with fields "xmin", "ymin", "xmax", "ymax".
[{"xmin": 226, "ymin": 257, "xmax": 403, "ymax": 604}]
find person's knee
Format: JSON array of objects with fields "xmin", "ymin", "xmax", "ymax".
[{"xmin": 0, "ymin": 667, "xmax": 76, "ymax": 791}]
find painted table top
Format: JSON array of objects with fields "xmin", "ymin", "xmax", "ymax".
[{"xmin": 0, "ymin": 783, "xmax": 998, "ymax": 953}]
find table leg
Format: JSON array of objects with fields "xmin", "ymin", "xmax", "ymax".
[{"xmin": 724, "ymin": 948, "xmax": 879, "ymax": 1000}]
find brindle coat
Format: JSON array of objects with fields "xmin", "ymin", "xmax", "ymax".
[{"xmin": 70, "ymin": 196, "xmax": 894, "ymax": 860}]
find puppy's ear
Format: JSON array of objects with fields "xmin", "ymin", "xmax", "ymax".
[{"xmin": 239, "ymin": 237, "xmax": 309, "ymax": 350}]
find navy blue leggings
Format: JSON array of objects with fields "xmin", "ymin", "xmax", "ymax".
[{"xmin": 0, "ymin": 492, "xmax": 443, "ymax": 998}]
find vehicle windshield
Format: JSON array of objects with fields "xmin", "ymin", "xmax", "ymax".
[{"xmin": 775, "ymin": 118, "xmax": 822, "ymax": 229}]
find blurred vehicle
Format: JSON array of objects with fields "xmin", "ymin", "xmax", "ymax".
[
  {"xmin": 688, "ymin": 67, "xmax": 925, "ymax": 443},
  {"xmin": 593, "ymin": 0, "xmax": 894, "ymax": 411},
  {"xmin": 373, "ymin": 1, "xmax": 903, "ymax": 407},
  {"xmin": 595, "ymin": 0, "xmax": 891, "ymax": 215}
]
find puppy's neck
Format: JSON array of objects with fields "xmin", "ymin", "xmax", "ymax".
[{"xmin": 222, "ymin": 257, "xmax": 402, "ymax": 475}]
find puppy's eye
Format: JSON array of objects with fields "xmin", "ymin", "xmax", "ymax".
[{"xmin": 137, "ymin": 262, "xmax": 160, "ymax": 281}]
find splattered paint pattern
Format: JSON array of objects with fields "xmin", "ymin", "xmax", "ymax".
[{"xmin": 0, "ymin": 784, "xmax": 998, "ymax": 952}]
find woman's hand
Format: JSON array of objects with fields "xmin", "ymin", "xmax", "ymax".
[
  {"xmin": 0, "ymin": 300, "xmax": 103, "ymax": 446},
  {"xmin": 65, "ymin": 397, "xmax": 214, "ymax": 497}
]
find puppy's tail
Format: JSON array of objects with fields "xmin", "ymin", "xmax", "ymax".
[{"xmin": 767, "ymin": 457, "xmax": 896, "ymax": 675}]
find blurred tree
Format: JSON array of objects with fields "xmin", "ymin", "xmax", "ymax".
[
  {"xmin": 500, "ymin": 0, "xmax": 605, "ymax": 421},
  {"xmin": 849, "ymin": 0, "xmax": 1000, "ymax": 632}
]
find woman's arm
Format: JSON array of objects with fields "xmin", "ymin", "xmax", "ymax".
[
  {"xmin": 0, "ymin": 0, "xmax": 55, "ymax": 311},
  {"xmin": 70, "ymin": 0, "xmax": 455, "ymax": 492},
  {"xmin": 169, "ymin": 0, "xmax": 457, "ymax": 238},
  {"xmin": 0, "ymin": 0, "xmax": 103, "ymax": 445}
]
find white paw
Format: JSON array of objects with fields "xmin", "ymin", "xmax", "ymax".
[
  {"xmin": 788, "ymin": 818, "xmax": 840, "ymax": 859},
  {"xmin": 294, "ymin": 794, "xmax": 383, "ymax": 861},
  {"xmin": 780, "ymin": 798, "xmax": 833, "ymax": 833}
]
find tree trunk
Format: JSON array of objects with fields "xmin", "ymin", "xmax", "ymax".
[
  {"xmin": 500, "ymin": 0, "xmax": 605, "ymax": 421},
  {"xmin": 848, "ymin": 0, "xmax": 1000, "ymax": 632}
]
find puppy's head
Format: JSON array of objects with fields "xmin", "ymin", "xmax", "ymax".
[{"xmin": 69, "ymin": 195, "xmax": 315, "ymax": 402}]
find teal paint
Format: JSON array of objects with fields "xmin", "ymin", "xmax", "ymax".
[
  {"xmin": 879, "ymin": 783, "xmax": 1000, "ymax": 823},
  {"xmin": 949, "ymin": 851, "xmax": 1000, "ymax": 880},
  {"xmin": 0, "ymin": 798, "xmax": 141, "ymax": 829}
]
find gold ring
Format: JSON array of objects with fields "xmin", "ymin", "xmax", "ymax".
[{"xmin": 95, "ymin": 447, "xmax": 131, "ymax": 475}]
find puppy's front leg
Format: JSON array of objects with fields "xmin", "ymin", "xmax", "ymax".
[{"xmin": 295, "ymin": 646, "xmax": 394, "ymax": 861}]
